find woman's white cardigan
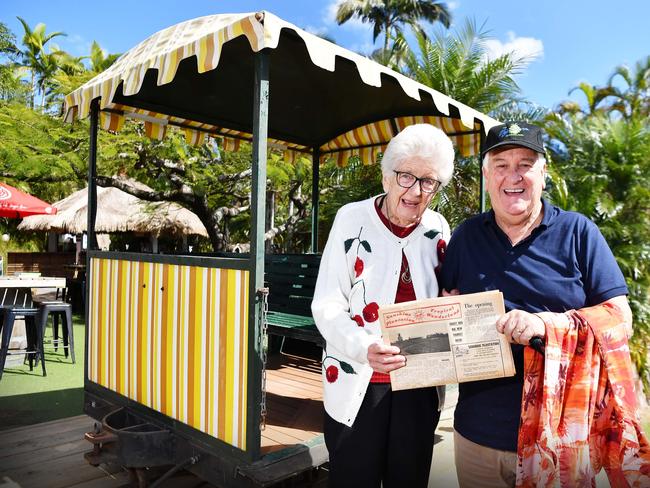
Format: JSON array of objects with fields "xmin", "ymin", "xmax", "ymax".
[{"xmin": 311, "ymin": 195, "xmax": 450, "ymax": 426}]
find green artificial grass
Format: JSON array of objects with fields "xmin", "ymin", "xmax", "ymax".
[{"xmin": 0, "ymin": 316, "xmax": 85, "ymax": 430}]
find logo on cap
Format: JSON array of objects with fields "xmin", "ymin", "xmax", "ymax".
[{"xmin": 498, "ymin": 123, "xmax": 529, "ymax": 139}]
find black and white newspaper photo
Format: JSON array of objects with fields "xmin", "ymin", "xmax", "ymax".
[{"xmin": 378, "ymin": 290, "xmax": 516, "ymax": 391}]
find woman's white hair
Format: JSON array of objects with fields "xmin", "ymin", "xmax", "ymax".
[{"xmin": 380, "ymin": 124, "xmax": 455, "ymax": 186}]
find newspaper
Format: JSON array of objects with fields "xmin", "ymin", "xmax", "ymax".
[{"xmin": 378, "ymin": 290, "xmax": 515, "ymax": 391}]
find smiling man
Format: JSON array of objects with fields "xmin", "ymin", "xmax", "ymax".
[{"xmin": 441, "ymin": 122, "xmax": 632, "ymax": 487}]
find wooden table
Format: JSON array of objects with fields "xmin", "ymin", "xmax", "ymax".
[
  {"xmin": 0, "ymin": 276, "xmax": 67, "ymax": 361},
  {"xmin": 0, "ymin": 276, "xmax": 67, "ymax": 307}
]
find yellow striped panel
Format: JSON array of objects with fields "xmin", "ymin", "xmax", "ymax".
[
  {"xmin": 321, "ymin": 116, "xmax": 482, "ymax": 162},
  {"xmin": 184, "ymin": 128, "xmax": 206, "ymax": 146},
  {"xmin": 99, "ymin": 112, "xmax": 124, "ymax": 132},
  {"xmin": 87, "ymin": 257, "xmax": 249, "ymax": 450},
  {"xmin": 145, "ymin": 121, "xmax": 168, "ymax": 140},
  {"xmin": 222, "ymin": 137, "xmax": 241, "ymax": 153},
  {"xmin": 75, "ymin": 105, "xmax": 480, "ymax": 162}
]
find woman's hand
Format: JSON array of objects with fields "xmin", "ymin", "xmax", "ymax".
[
  {"xmin": 367, "ymin": 342, "xmax": 406, "ymax": 373},
  {"xmin": 496, "ymin": 310, "xmax": 546, "ymax": 345}
]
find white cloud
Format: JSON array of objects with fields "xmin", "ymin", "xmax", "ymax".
[
  {"xmin": 53, "ymin": 33, "xmax": 98, "ymax": 58},
  {"xmin": 483, "ymin": 31, "xmax": 544, "ymax": 63},
  {"xmin": 346, "ymin": 40, "xmax": 376, "ymax": 56},
  {"xmin": 324, "ymin": 0, "xmax": 373, "ymax": 31},
  {"xmin": 304, "ymin": 25, "xmax": 329, "ymax": 37},
  {"xmin": 447, "ymin": 1, "xmax": 460, "ymax": 11}
]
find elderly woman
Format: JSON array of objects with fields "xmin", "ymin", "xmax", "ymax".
[{"xmin": 311, "ymin": 124, "xmax": 454, "ymax": 488}]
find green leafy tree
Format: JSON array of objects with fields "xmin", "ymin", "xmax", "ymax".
[
  {"xmin": 0, "ymin": 101, "xmax": 87, "ymax": 197},
  {"xmin": 48, "ymin": 41, "xmax": 120, "ymax": 115},
  {"xmin": 336, "ymin": 0, "xmax": 451, "ymax": 54},
  {"xmin": 0, "ymin": 22, "xmax": 18, "ymax": 57},
  {"xmin": 91, "ymin": 123, "xmax": 314, "ymax": 252},
  {"xmin": 317, "ymin": 157, "xmax": 384, "ymax": 249},
  {"xmin": 88, "ymin": 41, "xmax": 121, "ymax": 72},
  {"xmin": 557, "ymin": 81, "xmax": 619, "ymax": 117},
  {"xmin": 16, "ymin": 17, "xmax": 66, "ymax": 109},
  {"xmin": 0, "ymin": 22, "xmax": 29, "ymax": 103},
  {"xmin": 545, "ymin": 112, "xmax": 650, "ymax": 383},
  {"xmin": 0, "ymin": 97, "xmax": 313, "ymax": 252},
  {"xmin": 401, "ymin": 19, "xmax": 530, "ymax": 113},
  {"xmin": 607, "ymin": 55, "xmax": 650, "ymax": 119}
]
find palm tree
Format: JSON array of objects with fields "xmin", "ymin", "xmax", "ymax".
[
  {"xmin": 48, "ymin": 41, "xmax": 120, "ymax": 115},
  {"xmin": 16, "ymin": 17, "xmax": 66, "ymax": 109},
  {"xmin": 607, "ymin": 56, "xmax": 650, "ymax": 119},
  {"xmin": 400, "ymin": 19, "xmax": 531, "ymax": 113},
  {"xmin": 557, "ymin": 82, "xmax": 619, "ymax": 117},
  {"xmin": 88, "ymin": 41, "xmax": 121, "ymax": 73},
  {"xmin": 335, "ymin": 0, "xmax": 451, "ymax": 54}
]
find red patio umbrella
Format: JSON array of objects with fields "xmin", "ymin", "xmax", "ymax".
[{"xmin": 0, "ymin": 182, "xmax": 57, "ymax": 218}]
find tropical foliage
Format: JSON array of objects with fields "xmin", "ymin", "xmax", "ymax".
[
  {"xmin": 335, "ymin": 0, "xmax": 452, "ymax": 53},
  {"xmin": 545, "ymin": 108, "xmax": 650, "ymax": 381},
  {"xmin": 15, "ymin": 17, "xmax": 66, "ymax": 110},
  {"xmin": 0, "ymin": 22, "xmax": 29, "ymax": 103},
  {"xmin": 401, "ymin": 19, "xmax": 530, "ymax": 113}
]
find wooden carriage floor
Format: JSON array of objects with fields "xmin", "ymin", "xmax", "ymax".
[
  {"xmin": 0, "ymin": 415, "xmax": 211, "ymax": 488},
  {"xmin": 261, "ymin": 352, "xmax": 324, "ymax": 455}
]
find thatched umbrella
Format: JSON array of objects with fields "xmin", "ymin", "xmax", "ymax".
[{"xmin": 18, "ymin": 182, "xmax": 208, "ymax": 238}]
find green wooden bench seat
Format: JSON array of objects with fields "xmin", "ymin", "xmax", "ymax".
[{"xmin": 265, "ymin": 254, "xmax": 324, "ymax": 346}]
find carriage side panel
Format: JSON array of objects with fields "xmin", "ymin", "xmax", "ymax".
[{"xmin": 87, "ymin": 256, "xmax": 250, "ymax": 450}]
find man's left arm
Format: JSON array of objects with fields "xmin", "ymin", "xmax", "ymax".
[{"xmin": 496, "ymin": 294, "xmax": 633, "ymax": 345}]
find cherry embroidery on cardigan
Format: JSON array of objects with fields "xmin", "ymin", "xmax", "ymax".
[
  {"xmin": 434, "ymin": 238, "xmax": 447, "ymax": 276},
  {"xmin": 345, "ymin": 226, "xmax": 372, "ymax": 278},
  {"xmin": 363, "ymin": 302, "xmax": 380, "ymax": 322},
  {"xmin": 326, "ymin": 365, "xmax": 339, "ymax": 383},
  {"xmin": 323, "ymin": 348, "xmax": 357, "ymax": 383},
  {"xmin": 354, "ymin": 257, "xmax": 364, "ymax": 277},
  {"xmin": 345, "ymin": 227, "xmax": 380, "ymax": 323}
]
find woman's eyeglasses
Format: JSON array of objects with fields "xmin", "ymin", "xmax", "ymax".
[{"xmin": 393, "ymin": 171, "xmax": 441, "ymax": 194}]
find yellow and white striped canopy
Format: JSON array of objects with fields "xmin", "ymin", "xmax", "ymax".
[{"xmin": 65, "ymin": 11, "xmax": 499, "ymax": 164}]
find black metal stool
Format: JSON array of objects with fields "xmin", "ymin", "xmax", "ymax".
[
  {"xmin": 38, "ymin": 301, "xmax": 75, "ymax": 363},
  {"xmin": 0, "ymin": 305, "xmax": 46, "ymax": 380}
]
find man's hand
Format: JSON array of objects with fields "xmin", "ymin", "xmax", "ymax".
[
  {"xmin": 496, "ymin": 309, "xmax": 546, "ymax": 346},
  {"xmin": 367, "ymin": 342, "xmax": 406, "ymax": 373}
]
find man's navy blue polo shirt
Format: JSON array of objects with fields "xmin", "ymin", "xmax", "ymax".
[{"xmin": 440, "ymin": 198, "xmax": 628, "ymax": 452}]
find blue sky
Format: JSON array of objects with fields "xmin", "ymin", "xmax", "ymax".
[{"xmin": 2, "ymin": 0, "xmax": 649, "ymax": 110}]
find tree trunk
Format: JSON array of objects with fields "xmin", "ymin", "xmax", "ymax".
[{"xmin": 29, "ymin": 70, "xmax": 35, "ymax": 109}]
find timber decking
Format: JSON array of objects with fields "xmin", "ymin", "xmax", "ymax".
[
  {"xmin": 261, "ymin": 353, "xmax": 324, "ymax": 455},
  {"xmin": 0, "ymin": 415, "xmax": 129, "ymax": 488},
  {"xmin": 0, "ymin": 353, "xmax": 324, "ymax": 487}
]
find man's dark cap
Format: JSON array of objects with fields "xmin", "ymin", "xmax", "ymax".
[{"xmin": 481, "ymin": 122, "xmax": 546, "ymax": 158}]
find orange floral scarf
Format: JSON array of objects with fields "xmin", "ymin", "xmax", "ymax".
[{"xmin": 516, "ymin": 303, "xmax": 650, "ymax": 487}]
